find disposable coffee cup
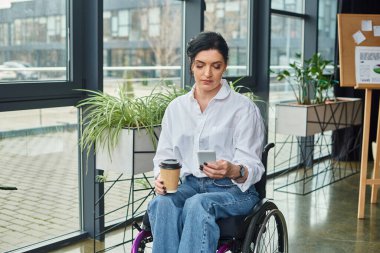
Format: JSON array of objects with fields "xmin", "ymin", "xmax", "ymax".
[{"xmin": 159, "ymin": 159, "xmax": 182, "ymax": 193}]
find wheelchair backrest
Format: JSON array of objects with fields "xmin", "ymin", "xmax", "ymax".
[{"xmin": 254, "ymin": 143, "xmax": 274, "ymax": 199}]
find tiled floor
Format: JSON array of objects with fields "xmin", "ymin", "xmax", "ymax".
[{"xmin": 50, "ymin": 170, "xmax": 380, "ymax": 253}]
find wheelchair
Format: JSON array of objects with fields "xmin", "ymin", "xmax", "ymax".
[{"xmin": 131, "ymin": 143, "xmax": 288, "ymax": 253}]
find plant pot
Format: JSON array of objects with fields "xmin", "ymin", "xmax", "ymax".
[
  {"xmin": 275, "ymin": 97, "xmax": 363, "ymax": 136},
  {"xmin": 96, "ymin": 126, "xmax": 161, "ymax": 175}
]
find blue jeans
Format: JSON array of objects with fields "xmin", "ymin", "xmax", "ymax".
[{"xmin": 147, "ymin": 175, "xmax": 260, "ymax": 253}]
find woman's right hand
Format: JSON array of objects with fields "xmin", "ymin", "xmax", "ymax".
[{"xmin": 154, "ymin": 175, "xmax": 167, "ymax": 195}]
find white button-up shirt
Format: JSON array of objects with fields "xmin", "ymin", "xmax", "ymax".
[{"xmin": 153, "ymin": 79, "xmax": 265, "ymax": 192}]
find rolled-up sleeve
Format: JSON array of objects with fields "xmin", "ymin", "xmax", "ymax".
[
  {"xmin": 152, "ymin": 107, "xmax": 174, "ymax": 179},
  {"xmin": 231, "ymin": 103, "xmax": 265, "ymax": 192}
]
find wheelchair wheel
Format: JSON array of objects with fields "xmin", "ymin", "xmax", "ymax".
[
  {"xmin": 131, "ymin": 230, "xmax": 153, "ymax": 253},
  {"xmin": 241, "ymin": 201, "xmax": 288, "ymax": 253}
]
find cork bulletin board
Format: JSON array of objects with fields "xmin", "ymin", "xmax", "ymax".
[{"xmin": 337, "ymin": 14, "xmax": 380, "ymax": 87}]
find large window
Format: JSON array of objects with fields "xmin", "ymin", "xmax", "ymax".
[
  {"xmin": 0, "ymin": 0, "xmax": 84, "ymax": 251},
  {"xmin": 268, "ymin": 0, "xmax": 338, "ymax": 174},
  {"xmin": 99, "ymin": 0, "xmax": 184, "ymax": 226},
  {"xmin": 318, "ymin": 0, "xmax": 338, "ymax": 61},
  {"xmin": 271, "ymin": 0, "xmax": 304, "ymax": 13},
  {"xmin": 103, "ymin": 0, "xmax": 183, "ymax": 98},
  {"xmin": 0, "ymin": 0, "xmax": 68, "ymax": 82},
  {"xmin": 269, "ymin": 13, "xmax": 304, "ymax": 172},
  {"xmin": 0, "ymin": 107, "xmax": 79, "ymax": 252},
  {"xmin": 204, "ymin": 0, "xmax": 250, "ymax": 76}
]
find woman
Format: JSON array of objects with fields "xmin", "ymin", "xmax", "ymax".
[{"xmin": 147, "ymin": 31, "xmax": 265, "ymax": 253}]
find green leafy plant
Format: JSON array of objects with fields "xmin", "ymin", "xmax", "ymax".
[
  {"xmin": 76, "ymin": 83, "xmax": 187, "ymax": 159},
  {"xmin": 276, "ymin": 53, "xmax": 338, "ymax": 105},
  {"xmin": 229, "ymin": 77, "xmax": 264, "ymax": 104}
]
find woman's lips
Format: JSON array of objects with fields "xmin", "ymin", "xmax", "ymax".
[{"xmin": 201, "ymin": 79, "xmax": 213, "ymax": 84}]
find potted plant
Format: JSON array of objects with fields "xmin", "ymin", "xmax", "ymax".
[
  {"xmin": 77, "ymin": 83, "xmax": 187, "ymax": 175},
  {"xmin": 275, "ymin": 53, "xmax": 362, "ymax": 136},
  {"xmin": 276, "ymin": 53, "xmax": 337, "ymax": 105},
  {"xmin": 273, "ymin": 54, "xmax": 363, "ymax": 195}
]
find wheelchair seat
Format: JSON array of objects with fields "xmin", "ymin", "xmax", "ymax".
[{"xmin": 217, "ymin": 199, "xmax": 267, "ymax": 240}]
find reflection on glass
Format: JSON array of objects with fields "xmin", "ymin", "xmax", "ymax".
[
  {"xmin": 318, "ymin": 0, "xmax": 338, "ymax": 61},
  {"xmin": 204, "ymin": 0, "xmax": 249, "ymax": 76},
  {"xmin": 0, "ymin": 0, "xmax": 68, "ymax": 82},
  {"xmin": 268, "ymin": 15, "xmax": 303, "ymax": 173},
  {"xmin": 270, "ymin": 15, "xmax": 303, "ymax": 102},
  {"xmin": 271, "ymin": 0, "xmax": 304, "ymax": 13},
  {"xmin": 103, "ymin": 0, "xmax": 183, "ymax": 97},
  {"xmin": 0, "ymin": 107, "xmax": 78, "ymax": 252}
]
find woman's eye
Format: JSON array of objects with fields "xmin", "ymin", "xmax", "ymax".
[
  {"xmin": 196, "ymin": 65, "xmax": 203, "ymax": 68},
  {"xmin": 213, "ymin": 65, "xmax": 221, "ymax": 69}
]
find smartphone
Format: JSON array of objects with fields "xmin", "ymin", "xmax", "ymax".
[{"xmin": 197, "ymin": 150, "xmax": 216, "ymax": 166}]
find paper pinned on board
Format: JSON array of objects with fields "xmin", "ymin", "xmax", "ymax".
[
  {"xmin": 374, "ymin": 26, "xmax": 380, "ymax": 37},
  {"xmin": 355, "ymin": 46, "xmax": 380, "ymax": 84},
  {"xmin": 353, "ymin": 30, "xmax": 366, "ymax": 44},
  {"xmin": 362, "ymin": 20, "xmax": 373, "ymax": 31}
]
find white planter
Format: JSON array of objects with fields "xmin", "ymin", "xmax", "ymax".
[
  {"xmin": 275, "ymin": 97, "xmax": 363, "ymax": 137},
  {"xmin": 96, "ymin": 126, "xmax": 161, "ymax": 175}
]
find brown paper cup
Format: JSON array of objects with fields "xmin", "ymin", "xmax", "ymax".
[
  {"xmin": 159, "ymin": 159, "xmax": 182, "ymax": 193},
  {"xmin": 160, "ymin": 168, "xmax": 180, "ymax": 193}
]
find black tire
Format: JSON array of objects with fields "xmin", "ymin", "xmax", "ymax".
[{"xmin": 241, "ymin": 201, "xmax": 288, "ymax": 253}]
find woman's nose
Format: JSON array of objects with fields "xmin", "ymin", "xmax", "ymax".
[{"xmin": 204, "ymin": 66, "xmax": 212, "ymax": 77}]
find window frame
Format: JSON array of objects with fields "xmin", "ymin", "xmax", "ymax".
[{"xmin": 0, "ymin": 0, "xmax": 84, "ymax": 112}]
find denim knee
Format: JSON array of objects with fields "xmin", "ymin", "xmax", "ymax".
[
  {"xmin": 183, "ymin": 194, "xmax": 212, "ymax": 215},
  {"xmin": 149, "ymin": 195, "xmax": 175, "ymax": 211}
]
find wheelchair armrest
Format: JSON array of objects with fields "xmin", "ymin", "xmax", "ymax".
[{"xmin": 142, "ymin": 211, "xmax": 152, "ymax": 231}]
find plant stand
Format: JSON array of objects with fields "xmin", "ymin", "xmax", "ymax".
[
  {"xmin": 93, "ymin": 127, "xmax": 160, "ymax": 252},
  {"xmin": 93, "ymin": 172, "xmax": 155, "ymax": 252},
  {"xmin": 273, "ymin": 98, "xmax": 363, "ymax": 195}
]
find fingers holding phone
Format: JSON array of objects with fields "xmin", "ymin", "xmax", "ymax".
[{"xmin": 202, "ymin": 160, "xmax": 230, "ymax": 179}]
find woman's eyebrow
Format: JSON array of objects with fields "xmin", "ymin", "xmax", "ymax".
[{"xmin": 194, "ymin": 60, "xmax": 223, "ymax": 64}]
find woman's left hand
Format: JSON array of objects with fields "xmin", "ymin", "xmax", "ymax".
[{"xmin": 201, "ymin": 160, "xmax": 238, "ymax": 179}]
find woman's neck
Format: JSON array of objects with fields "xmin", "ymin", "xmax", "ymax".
[{"xmin": 194, "ymin": 83, "xmax": 222, "ymax": 112}]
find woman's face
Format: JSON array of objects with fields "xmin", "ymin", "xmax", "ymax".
[{"xmin": 191, "ymin": 49, "xmax": 227, "ymax": 94}]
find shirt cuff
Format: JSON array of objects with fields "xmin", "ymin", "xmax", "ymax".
[
  {"xmin": 153, "ymin": 167, "xmax": 160, "ymax": 180},
  {"xmin": 231, "ymin": 165, "xmax": 254, "ymax": 192}
]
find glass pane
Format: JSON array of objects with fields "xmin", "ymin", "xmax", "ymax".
[
  {"xmin": 318, "ymin": 0, "xmax": 338, "ymax": 61},
  {"xmin": 0, "ymin": 0, "xmax": 68, "ymax": 82},
  {"xmin": 268, "ymin": 15, "xmax": 303, "ymax": 174},
  {"xmin": 103, "ymin": 0, "xmax": 183, "ymax": 98},
  {"xmin": 101, "ymin": 0, "xmax": 183, "ymax": 226},
  {"xmin": 0, "ymin": 107, "xmax": 79, "ymax": 252},
  {"xmin": 271, "ymin": 0, "xmax": 304, "ymax": 13},
  {"xmin": 204, "ymin": 0, "xmax": 249, "ymax": 76}
]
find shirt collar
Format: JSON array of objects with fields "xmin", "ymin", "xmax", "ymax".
[{"xmin": 188, "ymin": 79, "xmax": 231, "ymax": 101}]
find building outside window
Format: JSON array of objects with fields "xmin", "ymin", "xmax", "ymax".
[
  {"xmin": 204, "ymin": 0, "xmax": 249, "ymax": 77},
  {"xmin": 103, "ymin": 0, "xmax": 182, "ymax": 99},
  {"xmin": 0, "ymin": 0, "xmax": 68, "ymax": 82},
  {"xmin": 0, "ymin": 23, "xmax": 8, "ymax": 46},
  {"xmin": 271, "ymin": 0, "xmax": 304, "ymax": 13}
]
